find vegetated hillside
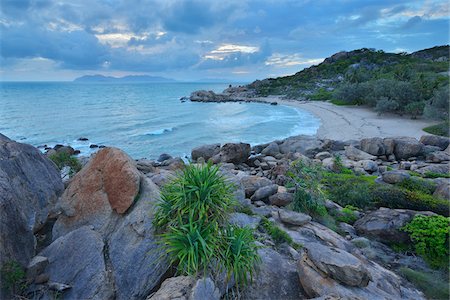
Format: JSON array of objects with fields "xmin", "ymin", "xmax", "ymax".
[{"xmin": 249, "ymin": 45, "xmax": 449, "ymax": 124}]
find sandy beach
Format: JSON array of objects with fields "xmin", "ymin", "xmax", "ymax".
[{"xmin": 256, "ymin": 97, "xmax": 438, "ymax": 140}]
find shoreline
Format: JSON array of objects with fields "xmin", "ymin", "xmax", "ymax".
[{"xmin": 247, "ymin": 96, "xmax": 438, "ymax": 141}]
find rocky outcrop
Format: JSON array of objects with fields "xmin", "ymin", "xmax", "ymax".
[
  {"xmin": 297, "ymin": 245, "xmax": 424, "ymax": 299},
  {"xmin": 191, "ymin": 143, "xmax": 221, "ymax": 161},
  {"xmin": 238, "ymin": 174, "xmax": 273, "ymax": 198},
  {"xmin": 360, "ymin": 137, "xmax": 386, "ymax": 156},
  {"xmin": 243, "ymin": 247, "xmax": 303, "ymax": 299},
  {"xmin": 211, "ymin": 143, "xmax": 251, "ymax": 164},
  {"xmin": 419, "ymin": 135, "xmax": 450, "ymax": 150},
  {"xmin": 345, "ymin": 145, "xmax": 376, "ymax": 161},
  {"xmin": 278, "ymin": 135, "xmax": 325, "ymax": 157},
  {"xmin": 53, "ymin": 147, "xmax": 141, "ymax": 239},
  {"xmin": 354, "ymin": 208, "xmax": 435, "ymax": 244},
  {"xmin": 148, "ymin": 276, "xmax": 220, "ymax": 300},
  {"xmin": 0, "ymin": 134, "xmax": 64, "ymax": 289},
  {"xmin": 38, "ymin": 226, "xmax": 114, "ymax": 299},
  {"xmin": 382, "ymin": 170, "xmax": 410, "ymax": 184},
  {"xmin": 393, "ymin": 137, "xmax": 424, "ymax": 160}
]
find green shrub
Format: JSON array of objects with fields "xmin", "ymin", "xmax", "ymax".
[
  {"xmin": 399, "ymin": 267, "xmax": 449, "ymax": 300},
  {"xmin": 373, "ymin": 185, "xmax": 449, "ymax": 216},
  {"xmin": 309, "ymin": 88, "xmax": 333, "ymax": 100},
  {"xmin": 405, "ymin": 101, "xmax": 425, "ymax": 119},
  {"xmin": 287, "ymin": 160, "xmax": 327, "ymax": 217},
  {"xmin": 332, "ymin": 155, "xmax": 352, "ymax": 174},
  {"xmin": 397, "ymin": 177, "xmax": 436, "ymax": 194},
  {"xmin": 218, "ymin": 225, "xmax": 261, "ymax": 288},
  {"xmin": 423, "ymin": 171, "xmax": 450, "ymax": 179},
  {"xmin": 154, "ymin": 163, "xmax": 260, "ymax": 287},
  {"xmin": 154, "ymin": 163, "xmax": 236, "ymax": 229},
  {"xmin": 402, "ymin": 215, "xmax": 450, "ymax": 269},
  {"xmin": 260, "ymin": 217, "xmax": 293, "ymax": 246},
  {"xmin": 49, "ymin": 152, "xmax": 81, "ymax": 174},
  {"xmin": 423, "ymin": 85, "xmax": 449, "ymax": 121},
  {"xmin": 336, "ymin": 205, "xmax": 359, "ymax": 224},
  {"xmin": 322, "ymin": 172, "xmax": 376, "ymax": 209},
  {"xmin": 1, "ymin": 261, "xmax": 26, "ymax": 294},
  {"xmin": 375, "ymin": 97, "xmax": 399, "ymax": 115}
]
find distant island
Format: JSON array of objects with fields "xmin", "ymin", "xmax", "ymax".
[{"xmin": 74, "ymin": 74, "xmax": 176, "ymax": 83}]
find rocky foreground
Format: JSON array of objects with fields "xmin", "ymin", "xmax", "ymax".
[{"xmin": 1, "ymin": 132, "xmax": 449, "ymax": 299}]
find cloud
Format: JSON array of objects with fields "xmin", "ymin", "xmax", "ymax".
[{"xmin": 0, "ymin": 0, "xmax": 448, "ymax": 80}]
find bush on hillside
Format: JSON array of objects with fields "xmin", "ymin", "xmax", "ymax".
[
  {"xmin": 287, "ymin": 159, "xmax": 327, "ymax": 217},
  {"xmin": 375, "ymin": 97, "xmax": 399, "ymax": 115},
  {"xmin": 48, "ymin": 152, "xmax": 81, "ymax": 174},
  {"xmin": 402, "ymin": 215, "xmax": 449, "ymax": 269}
]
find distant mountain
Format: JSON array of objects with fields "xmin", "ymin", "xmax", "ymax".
[{"xmin": 74, "ymin": 75, "xmax": 176, "ymax": 83}]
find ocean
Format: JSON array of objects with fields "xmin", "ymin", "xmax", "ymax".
[{"xmin": 0, "ymin": 82, "xmax": 320, "ymax": 159}]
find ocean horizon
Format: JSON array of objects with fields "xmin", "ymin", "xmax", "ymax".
[{"xmin": 0, "ymin": 82, "xmax": 320, "ymax": 159}]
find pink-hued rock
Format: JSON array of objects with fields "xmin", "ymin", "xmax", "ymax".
[{"xmin": 53, "ymin": 147, "xmax": 141, "ymax": 239}]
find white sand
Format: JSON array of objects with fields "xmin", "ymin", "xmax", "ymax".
[{"xmin": 256, "ymin": 97, "xmax": 438, "ymax": 140}]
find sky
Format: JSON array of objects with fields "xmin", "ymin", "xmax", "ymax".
[{"xmin": 0, "ymin": 0, "xmax": 448, "ymax": 82}]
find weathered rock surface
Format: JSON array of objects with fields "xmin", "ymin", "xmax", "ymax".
[
  {"xmin": 148, "ymin": 276, "xmax": 195, "ymax": 300},
  {"xmin": 53, "ymin": 147, "xmax": 141, "ymax": 239},
  {"xmin": 108, "ymin": 178, "xmax": 169, "ymax": 300},
  {"xmin": 243, "ymin": 247, "xmax": 303, "ymax": 299},
  {"xmin": 148, "ymin": 276, "xmax": 220, "ymax": 300},
  {"xmin": 426, "ymin": 150, "xmax": 450, "ymax": 163},
  {"xmin": 360, "ymin": 137, "xmax": 385, "ymax": 156},
  {"xmin": 211, "ymin": 143, "xmax": 250, "ymax": 164},
  {"xmin": 261, "ymin": 142, "xmax": 280, "ymax": 156},
  {"xmin": 354, "ymin": 207, "xmax": 435, "ymax": 244},
  {"xmin": 345, "ymin": 145, "xmax": 376, "ymax": 161},
  {"xmin": 297, "ymin": 247, "xmax": 424, "ymax": 299},
  {"xmin": 269, "ymin": 192, "xmax": 294, "ymax": 206},
  {"xmin": 39, "ymin": 226, "xmax": 114, "ymax": 300},
  {"xmin": 191, "ymin": 143, "xmax": 221, "ymax": 161},
  {"xmin": 304, "ymin": 243, "xmax": 371, "ymax": 287},
  {"xmin": 250, "ymin": 184, "xmax": 278, "ymax": 202},
  {"xmin": 419, "ymin": 135, "xmax": 450, "ymax": 150},
  {"xmin": 393, "ymin": 137, "xmax": 424, "ymax": 160},
  {"xmin": 434, "ymin": 181, "xmax": 450, "ymax": 199},
  {"xmin": 229, "ymin": 212, "xmax": 261, "ymax": 229},
  {"xmin": 240, "ymin": 175, "xmax": 272, "ymax": 198},
  {"xmin": 278, "ymin": 209, "xmax": 312, "ymax": 226},
  {"xmin": 279, "ymin": 135, "xmax": 325, "ymax": 157},
  {"xmin": 0, "ymin": 134, "xmax": 64, "ymax": 285},
  {"xmin": 382, "ymin": 170, "xmax": 410, "ymax": 184}
]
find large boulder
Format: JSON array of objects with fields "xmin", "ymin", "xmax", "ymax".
[
  {"xmin": 211, "ymin": 143, "xmax": 250, "ymax": 164},
  {"xmin": 191, "ymin": 143, "xmax": 221, "ymax": 161},
  {"xmin": 238, "ymin": 174, "xmax": 272, "ymax": 198},
  {"xmin": 434, "ymin": 181, "xmax": 450, "ymax": 200},
  {"xmin": 344, "ymin": 145, "xmax": 376, "ymax": 161},
  {"xmin": 426, "ymin": 150, "xmax": 450, "ymax": 163},
  {"xmin": 53, "ymin": 147, "xmax": 141, "ymax": 239},
  {"xmin": 354, "ymin": 208, "xmax": 435, "ymax": 244},
  {"xmin": 39, "ymin": 226, "xmax": 114, "ymax": 299},
  {"xmin": 108, "ymin": 178, "xmax": 169, "ymax": 300},
  {"xmin": 0, "ymin": 135, "xmax": 64, "ymax": 284},
  {"xmin": 382, "ymin": 170, "xmax": 410, "ymax": 184},
  {"xmin": 297, "ymin": 245, "xmax": 424, "ymax": 299},
  {"xmin": 148, "ymin": 276, "xmax": 220, "ymax": 300},
  {"xmin": 420, "ymin": 135, "xmax": 450, "ymax": 150},
  {"xmin": 360, "ymin": 137, "xmax": 385, "ymax": 156},
  {"xmin": 303, "ymin": 243, "xmax": 371, "ymax": 287},
  {"xmin": 242, "ymin": 247, "xmax": 303, "ymax": 299},
  {"xmin": 393, "ymin": 137, "xmax": 424, "ymax": 160},
  {"xmin": 250, "ymin": 184, "xmax": 278, "ymax": 202},
  {"xmin": 261, "ymin": 142, "xmax": 280, "ymax": 156},
  {"xmin": 278, "ymin": 135, "xmax": 325, "ymax": 157},
  {"xmin": 277, "ymin": 209, "xmax": 312, "ymax": 226}
]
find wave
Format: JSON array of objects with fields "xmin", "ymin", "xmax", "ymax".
[{"xmin": 146, "ymin": 127, "xmax": 174, "ymax": 136}]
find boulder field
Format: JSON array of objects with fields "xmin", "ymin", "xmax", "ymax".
[{"xmin": 1, "ymin": 133, "xmax": 449, "ymax": 299}]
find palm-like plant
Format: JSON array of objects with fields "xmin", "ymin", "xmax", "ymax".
[
  {"xmin": 161, "ymin": 218, "xmax": 217, "ymax": 275},
  {"xmin": 218, "ymin": 225, "xmax": 261, "ymax": 288},
  {"xmin": 154, "ymin": 163, "xmax": 236, "ymax": 229}
]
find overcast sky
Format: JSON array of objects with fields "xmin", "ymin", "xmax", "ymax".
[{"xmin": 0, "ymin": 0, "xmax": 448, "ymax": 81}]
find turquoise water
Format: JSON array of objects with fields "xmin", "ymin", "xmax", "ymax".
[{"xmin": 0, "ymin": 82, "xmax": 320, "ymax": 159}]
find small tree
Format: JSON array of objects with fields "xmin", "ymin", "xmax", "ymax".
[
  {"xmin": 405, "ymin": 101, "xmax": 425, "ymax": 119},
  {"xmin": 375, "ymin": 97, "xmax": 399, "ymax": 115}
]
